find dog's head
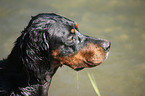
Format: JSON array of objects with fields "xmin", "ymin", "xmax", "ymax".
[{"xmin": 21, "ymin": 13, "xmax": 110, "ymax": 73}]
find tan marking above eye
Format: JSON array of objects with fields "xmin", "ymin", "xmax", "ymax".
[{"xmin": 75, "ymin": 22, "xmax": 78, "ymax": 28}]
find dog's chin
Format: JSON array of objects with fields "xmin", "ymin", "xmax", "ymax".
[
  {"xmin": 74, "ymin": 52, "xmax": 109, "ymax": 71},
  {"xmin": 74, "ymin": 67, "xmax": 84, "ymax": 71},
  {"xmin": 73, "ymin": 61, "xmax": 100, "ymax": 71}
]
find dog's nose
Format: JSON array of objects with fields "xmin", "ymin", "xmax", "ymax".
[{"xmin": 103, "ymin": 41, "xmax": 111, "ymax": 52}]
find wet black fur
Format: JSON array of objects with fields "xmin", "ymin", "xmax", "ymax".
[
  {"xmin": 0, "ymin": 13, "xmax": 69, "ymax": 96},
  {"xmin": 0, "ymin": 13, "xmax": 91, "ymax": 96},
  {"xmin": 0, "ymin": 13, "xmax": 110, "ymax": 96}
]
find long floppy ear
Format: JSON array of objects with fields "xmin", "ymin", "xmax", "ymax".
[{"xmin": 19, "ymin": 18, "xmax": 53, "ymax": 79}]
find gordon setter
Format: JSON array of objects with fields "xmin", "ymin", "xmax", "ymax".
[{"xmin": 0, "ymin": 13, "xmax": 111, "ymax": 96}]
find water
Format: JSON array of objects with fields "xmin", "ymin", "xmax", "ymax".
[
  {"xmin": 77, "ymin": 72, "xmax": 79, "ymax": 89},
  {"xmin": 0, "ymin": 0, "xmax": 145, "ymax": 96}
]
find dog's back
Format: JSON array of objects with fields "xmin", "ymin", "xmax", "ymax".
[{"xmin": 0, "ymin": 59, "xmax": 8, "ymax": 95}]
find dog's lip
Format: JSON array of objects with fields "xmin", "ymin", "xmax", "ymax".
[
  {"xmin": 74, "ymin": 60, "xmax": 100, "ymax": 71},
  {"xmin": 83, "ymin": 60, "xmax": 101, "ymax": 67},
  {"xmin": 83, "ymin": 51, "xmax": 110, "ymax": 67}
]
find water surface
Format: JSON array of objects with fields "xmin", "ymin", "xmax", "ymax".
[{"xmin": 0, "ymin": 0, "xmax": 145, "ymax": 96}]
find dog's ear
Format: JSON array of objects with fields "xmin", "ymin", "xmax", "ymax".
[
  {"xmin": 19, "ymin": 19, "xmax": 53, "ymax": 77},
  {"xmin": 21, "ymin": 24, "xmax": 51, "ymax": 56}
]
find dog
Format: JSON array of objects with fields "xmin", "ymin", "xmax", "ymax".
[{"xmin": 0, "ymin": 13, "xmax": 111, "ymax": 96}]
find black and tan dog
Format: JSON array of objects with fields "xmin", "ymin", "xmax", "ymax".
[{"xmin": 0, "ymin": 13, "xmax": 111, "ymax": 96}]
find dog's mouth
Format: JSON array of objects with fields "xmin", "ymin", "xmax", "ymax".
[
  {"xmin": 74, "ymin": 60, "xmax": 98, "ymax": 71},
  {"xmin": 73, "ymin": 60, "xmax": 102, "ymax": 71},
  {"xmin": 73, "ymin": 60, "xmax": 100, "ymax": 71},
  {"xmin": 74, "ymin": 51, "xmax": 109, "ymax": 71},
  {"xmin": 84, "ymin": 60, "xmax": 100, "ymax": 66}
]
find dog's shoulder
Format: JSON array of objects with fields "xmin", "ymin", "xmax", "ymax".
[{"xmin": 0, "ymin": 60, "xmax": 9, "ymax": 96}]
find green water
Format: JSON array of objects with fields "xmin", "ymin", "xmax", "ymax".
[{"xmin": 0, "ymin": 0, "xmax": 145, "ymax": 96}]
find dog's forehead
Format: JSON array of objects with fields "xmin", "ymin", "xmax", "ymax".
[
  {"xmin": 32, "ymin": 13, "xmax": 74, "ymax": 24},
  {"xmin": 31, "ymin": 13, "xmax": 77, "ymax": 35},
  {"xmin": 58, "ymin": 17, "xmax": 75, "ymax": 26}
]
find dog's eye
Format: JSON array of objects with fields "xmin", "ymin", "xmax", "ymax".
[{"xmin": 71, "ymin": 29, "xmax": 75, "ymax": 34}]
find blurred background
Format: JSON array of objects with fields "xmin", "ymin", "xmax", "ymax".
[{"xmin": 0, "ymin": 0, "xmax": 145, "ymax": 96}]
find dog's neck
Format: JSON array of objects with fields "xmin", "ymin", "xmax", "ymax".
[
  {"xmin": 4, "ymin": 39, "xmax": 60, "ymax": 95},
  {"xmin": 4, "ymin": 52, "xmax": 60, "ymax": 95}
]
